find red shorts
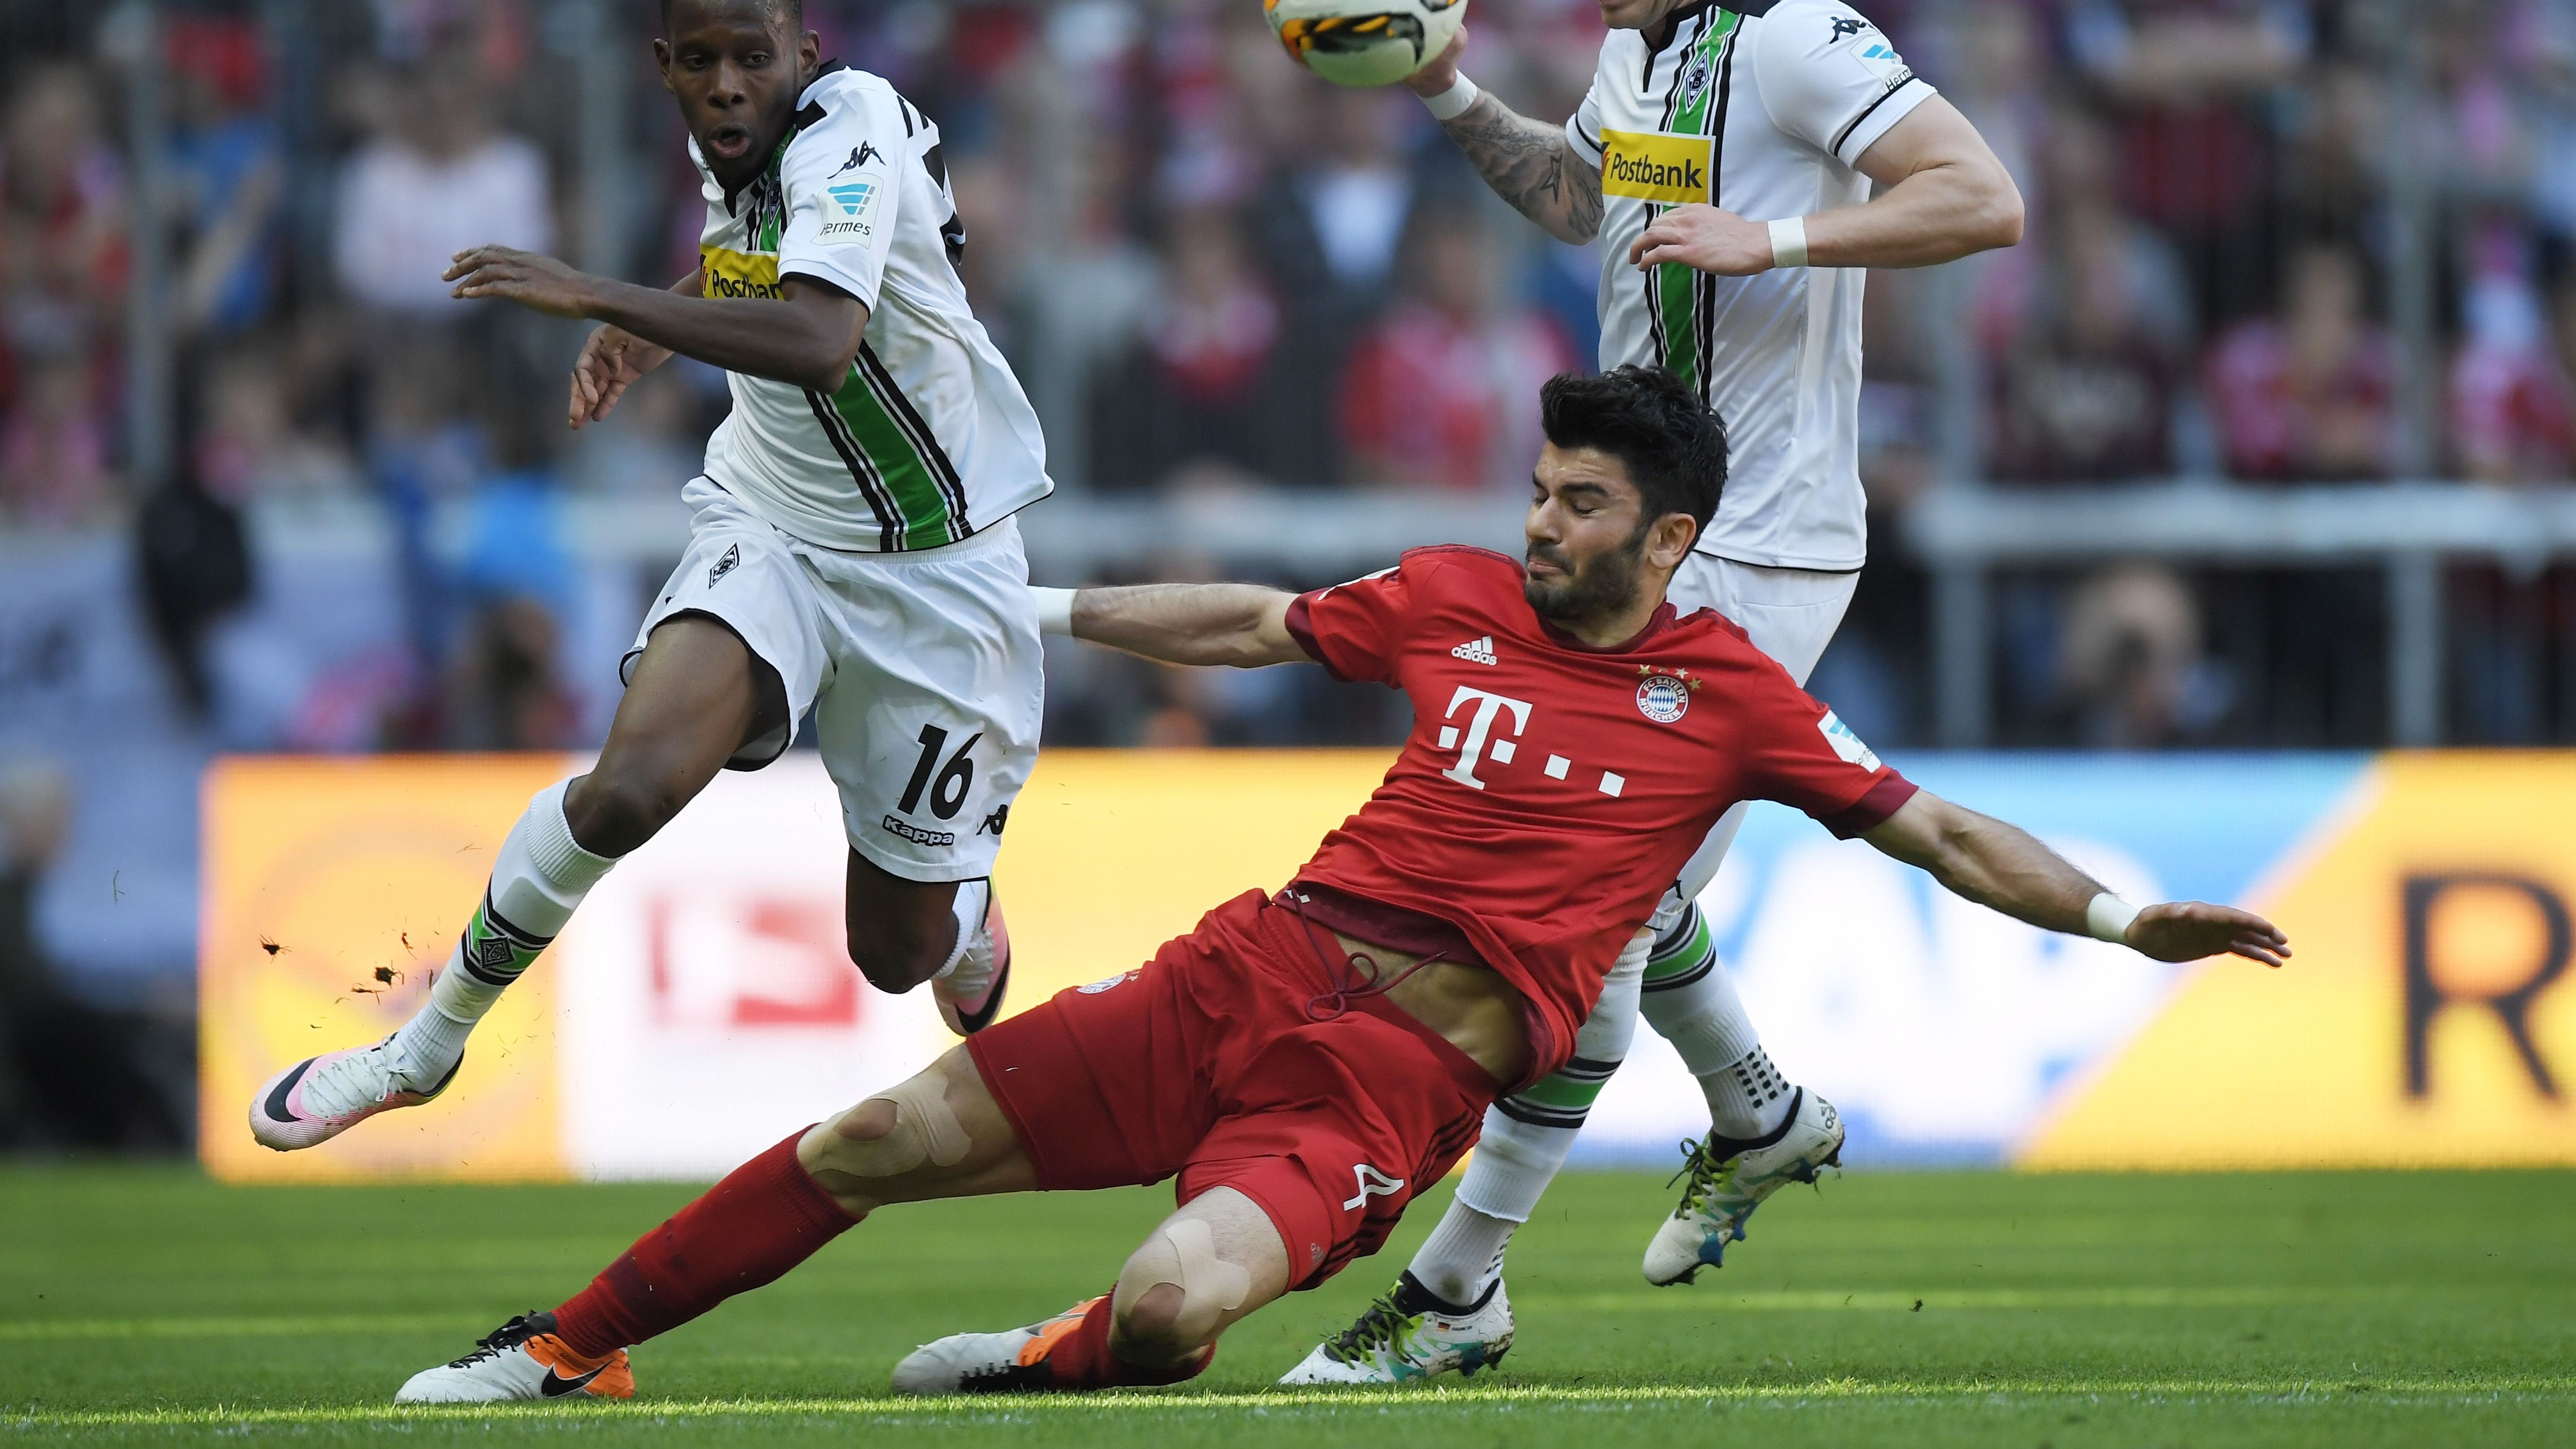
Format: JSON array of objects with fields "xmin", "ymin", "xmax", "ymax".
[{"xmin": 966, "ymin": 890, "xmax": 1497, "ymax": 1288}]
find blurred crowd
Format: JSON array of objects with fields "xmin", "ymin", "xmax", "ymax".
[{"xmin": 2, "ymin": 0, "xmax": 2575, "ymax": 770}]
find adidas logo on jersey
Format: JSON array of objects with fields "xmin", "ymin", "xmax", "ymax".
[{"xmin": 1451, "ymin": 636, "xmax": 1498, "ymax": 666}]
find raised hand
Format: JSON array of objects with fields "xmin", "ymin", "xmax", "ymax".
[
  {"xmin": 567, "ymin": 323, "xmax": 674, "ymax": 429},
  {"xmin": 446, "ymin": 246, "xmax": 600, "ymax": 319},
  {"xmin": 2125, "ymin": 901, "xmax": 2292, "ymax": 967}
]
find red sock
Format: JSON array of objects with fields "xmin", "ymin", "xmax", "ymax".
[
  {"xmin": 1041, "ymin": 1294, "xmax": 1213, "ymax": 1391},
  {"xmin": 551, "ymin": 1129, "xmax": 856, "ymax": 1358}
]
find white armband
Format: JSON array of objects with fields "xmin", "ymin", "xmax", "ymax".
[
  {"xmin": 1420, "ymin": 73, "xmax": 1481, "ymax": 122},
  {"xmin": 1768, "ymin": 216, "xmax": 1809, "ymax": 269},
  {"xmin": 1031, "ymin": 586, "xmax": 1076, "ymax": 637},
  {"xmin": 2084, "ymin": 893, "xmax": 2140, "ymax": 946}
]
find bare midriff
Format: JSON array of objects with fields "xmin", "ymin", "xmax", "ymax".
[{"xmin": 1329, "ymin": 930, "xmax": 1531, "ymax": 1088}]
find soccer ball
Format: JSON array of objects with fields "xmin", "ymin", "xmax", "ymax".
[{"xmin": 1265, "ymin": 0, "xmax": 1468, "ymax": 89}]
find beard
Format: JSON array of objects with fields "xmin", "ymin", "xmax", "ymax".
[{"xmin": 1523, "ymin": 527, "xmax": 1647, "ymax": 625}]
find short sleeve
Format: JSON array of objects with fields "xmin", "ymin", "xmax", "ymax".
[
  {"xmin": 1738, "ymin": 673, "xmax": 1918, "ymax": 838},
  {"xmin": 1284, "ymin": 564, "xmax": 1416, "ymax": 686},
  {"xmin": 1564, "ymin": 77, "xmax": 1605, "ymax": 167},
  {"xmin": 776, "ymin": 86, "xmax": 905, "ymax": 310},
  {"xmin": 1754, "ymin": 0, "xmax": 1938, "ymax": 167}
]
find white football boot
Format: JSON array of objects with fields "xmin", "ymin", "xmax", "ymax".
[
  {"xmin": 1641, "ymin": 1086, "xmax": 1844, "ymax": 1286},
  {"xmin": 1278, "ymin": 1272, "xmax": 1513, "ymax": 1384},
  {"xmin": 892, "ymin": 1296, "xmax": 1099, "ymax": 1394},
  {"xmin": 932, "ymin": 887, "xmax": 1012, "ymax": 1036},
  {"xmin": 248, "ymin": 1034, "xmax": 459, "ymax": 1151},
  {"xmin": 394, "ymin": 1312, "xmax": 633, "ymax": 1404}
]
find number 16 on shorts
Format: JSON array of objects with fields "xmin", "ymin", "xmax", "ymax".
[{"xmin": 875, "ymin": 722, "xmax": 1010, "ymax": 857}]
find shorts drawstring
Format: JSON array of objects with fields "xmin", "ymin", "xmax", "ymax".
[{"xmin": 1281, "ymin": 890, "xmax": 1448, "ymax": 1022}]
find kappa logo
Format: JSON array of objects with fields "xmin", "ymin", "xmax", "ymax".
[
  {"xmin": 879, "ymin": 814, "xmax": 957, "ymax": 848},
  {"xmin": 1829, "ymin": 16, "xmax": 1868, "ymax": 39},
  {"xmin": 1341, "ymin": 1164, "xmax": 1406, "ymax": 1212},
  {"xmin": 707, "ymin": 543, "xmax": 741, "ymax": 587},
  {"xmin": 976, "ymin": 803, "xmax": 1010, "ymax": 837},
  {"xmin": 1450, "ymin": 635, "xmax": 1497, "ymax": 666},
  {"xmin": 829, "ymin": 142, "xmax": 884, "ymax": 177}
]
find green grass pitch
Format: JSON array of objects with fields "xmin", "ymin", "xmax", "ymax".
[{"xmin": 2, "ymin": 1165, "xmax": 2570, "ymax": 1446}]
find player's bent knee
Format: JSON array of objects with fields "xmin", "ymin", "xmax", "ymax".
[
  {"xmin": 1114, "ymin": 1218, "xmax": 1249, "ymax": 1354},
  {"xmin": 807, "ymin": 1072, "xmax": 973, "ymax": 1182},
  {"xmin": 564, "ymin": 770, "xmax": 689, "ymax": 856},
  {"xmin": 844, "ymin": 908, "xmax": 951, "ymax": 994}
]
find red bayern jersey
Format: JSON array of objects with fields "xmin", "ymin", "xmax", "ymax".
[{"xmin": 1282, "ymin": 545, "xmax": 1916, "ymax": 1079}]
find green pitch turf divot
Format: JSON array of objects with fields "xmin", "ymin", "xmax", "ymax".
[{"xmin": 3, "ymin": 1164, "xmax": 2570, "ymax": 1447}]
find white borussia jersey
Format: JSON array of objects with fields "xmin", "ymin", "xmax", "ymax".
[
  {"xmin": 694, "ymin": 63, "xmax": 1051, "ymax": 553},
  {"xmin": 1567, "ymin": 0, "xmax": 1933, "ymax": 571}
]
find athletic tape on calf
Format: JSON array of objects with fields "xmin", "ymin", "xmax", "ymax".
[
  {"xmin": 837, "ymin": 1075, "xmax": 971, "ymax": 1175},
  {"xmin": 1146, "ymin": 1218, "xmax": 1250, "ymax": 1340}
]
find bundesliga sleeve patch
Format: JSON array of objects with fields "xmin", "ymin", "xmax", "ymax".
[
  {"xmin": 1599, "ymin": 129, "xmax": 1713, "ymax": 205},
  {"xmin": 1818, "ymin": 710, "xmax": 1882, "ymax": 770}
]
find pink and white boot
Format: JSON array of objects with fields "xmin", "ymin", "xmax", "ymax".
[{"xmin": 248, "ymin": 1034, "xmax": 460, "ymax": 1151}]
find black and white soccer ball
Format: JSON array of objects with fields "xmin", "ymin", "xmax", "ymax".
[{"xmin": 1264, "ymin": 0, "xmax": 1468, "ymax": 89}]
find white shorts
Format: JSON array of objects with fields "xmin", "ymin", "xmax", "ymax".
[
  {"xmin": 1656, "ymin": 555, "xmax": 1860, "ymax": 917},
  {"xmin": 625, "ymin": 477, "xmax": 1043, "ymax": 882}
]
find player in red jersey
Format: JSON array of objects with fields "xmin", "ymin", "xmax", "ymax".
[{"xmin": 390, "ymin": 367, "xmax": 2285, "ymax": 1402}]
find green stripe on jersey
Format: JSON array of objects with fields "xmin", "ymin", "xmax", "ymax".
[
  {"xmin": 1655, "ymin": 11, "xmax": 1739, "ymax": 389},
  {"xmin": 827, "ymin": 367, "xmax": 952, "ymax": 549}
]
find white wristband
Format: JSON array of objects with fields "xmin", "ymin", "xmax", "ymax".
[
  {"xmin": 1420, "ymin": 73, "xmax": 1481, "ymax": 122},
  {"xmin": 2085, "ymin": 893, "xmax": 2140, "ymax": 946},
  {"xmin": 1768, "ymin": 216, "xmax": 1809, "ymax": 269},
  {"xmin": 1031, "ymin": 586, "xmax": 1076, "ymax": 637}
]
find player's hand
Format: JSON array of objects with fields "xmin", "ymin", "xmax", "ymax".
[
  {"xmin": 1628, "ymin": 204, "xmax": 1776, "ymax": 276},
  {"xmin": 1403, "ymin": 25, "xmax": 1469, "ymax": 98},
  {"xmin": 446, "ymin": 245, "xmax": 601, "ymax": 319},
  {"xmin": 2123, "ymin": 901, "xmax": 2291, "ymax": 967},
  {"xmin": 567, "ymin": 323, "xmax": 672, "ymax": 429}
]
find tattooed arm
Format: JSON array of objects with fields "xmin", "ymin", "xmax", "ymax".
[{"xmin": 1405, "ymin": 31, "xmax": 1603, "ymax": 246}]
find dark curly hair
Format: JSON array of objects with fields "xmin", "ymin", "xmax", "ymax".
[
  {"xmin": 1537, "ymin": 366, "xmax": 1728, "ymax": 538},
  {"xmin": 659, "ymin": 0, "xmax": 803, "ymax": 33}
]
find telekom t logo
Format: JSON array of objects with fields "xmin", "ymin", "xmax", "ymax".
[{"xmin": 1439, "ymin": 686, "xmax": 1533, "ymax": 790}]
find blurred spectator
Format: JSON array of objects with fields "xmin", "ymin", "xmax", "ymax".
[
  {"xmin": 1338, "ymin": 208, "xmax": 1572, "ymax": 492},
  {"xmin": 195, "ymin": 342, "xmax": 361, "ymax": 502},
  {"xmin": 2066, "ymin": 0, "xmax": 2309, "ymax": 328},
  {"xmin": 1990, "ymin": 199, "xmax": 2185, "ymax": 482},
  {"xmin": 1247, "ymin": 86, "xmax": 1426, "ymax": 483},
  {"xmin": 2450, "ymin": 226, "xmax": 2576, "ymax": 483},
  {"xmin": 2056, "ymin": 562, "xmax": 2224, "ymax": 747},
  {"xmin": 0, "ymin": 761, "xmax": 184, "ymax": 1150},
  {"xmin": 333, "ymin": 48, "xmax": 551, "ymax": 315},
  {"xmin": 0, "ymin": 63, "xmax": 128, "ymax": 376},
  {"xmin": 1089, "ymin": 205, "xmax": 1280, "ymax": 487},
  {"xmin": 0, "ymin": 352, "xmax": 118, "ymax": 524},
  {"xmin": 165, "ymin": 16, "xmax": 284, "ymax": 339},
  {"xmin": 2206, "ymin": 244, "xmax": 2398, "ymax": 480}
]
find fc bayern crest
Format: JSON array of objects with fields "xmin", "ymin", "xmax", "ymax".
[{"xmin": 1636, "ymin": 672, "xmax": 1691, "ymax": 724}]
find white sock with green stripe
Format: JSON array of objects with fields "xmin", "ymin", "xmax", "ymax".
[
  {"xmin": 1638, "ymin": 902, "xmax": 1793, "ymax": 1139},
  {"xmin": 1407, "ymin": 929, "xmax": 1649, "ymax": 1304},
  {"xmin": 387, "ymin": 781, "xmax": 617, "ymax": 1088}
]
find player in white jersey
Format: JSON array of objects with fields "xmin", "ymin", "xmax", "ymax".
[
  {"xmin": 247, "ymin": 0, "xmax": 1045, "ymax": 1155},
  {"xmin": 1287, "ymin": 0, "xmax": 2022, "ymax": 1382}
]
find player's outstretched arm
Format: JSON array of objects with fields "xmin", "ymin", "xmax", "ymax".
[
  {"xmin": 1404, "ymin": 30, "xmax": 1603, "ymax": 246},
  {"xmin": 1861, "ymin": 791, "xmax": 2291, "ymax": 967},
  {"xmin": 1037, "ymin": 584, "xmax": 1310, "ymax": 669},
  {"xmin": 447, "ymin": 246, "xmax": 867, "ymax": 395},
  {"xmin": 1629, "ymin": 97, "xmax": 2023, "ymax": 276}
]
